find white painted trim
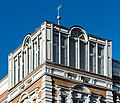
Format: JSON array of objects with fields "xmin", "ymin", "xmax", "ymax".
[
  {"xmin": 51, "ymin": 23, "xmax": 53, "ymax": 62},
  {"xmin": 96, "ymin": 43, "xmax": 98, "ymax": 74},
  {"xmin": 59, "ymin": 31, "xmax": 61, "ymax": 64}
]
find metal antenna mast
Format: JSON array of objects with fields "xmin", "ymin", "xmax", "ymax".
[{"xmin": 57, "ymin": 1, "xmax": 62, "ymax": 25}]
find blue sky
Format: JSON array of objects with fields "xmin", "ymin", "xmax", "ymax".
[{"xmin": 0, "ymin": 0, "xmax": 120, "ymax": 80}]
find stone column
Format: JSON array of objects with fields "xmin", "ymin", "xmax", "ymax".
[
  {"xmin": 67, "ymin": 89, "xmax": 72, "ymax": 103},
  {"xmin": 97, "ymin": 96, "xmax": 101, "ymax": 103},
  {"xmin": 85, "ymin": 94, "xmax": 91, "ymax": 103},
  {"xmin": 56, "ymin": 86, "xmax": 61, "ymax": 103}
]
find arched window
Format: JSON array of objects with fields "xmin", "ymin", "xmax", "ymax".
[
  {"xmin": 72, "ymin": 84, "xmax": 91, "ymax": 103},
  {"xmin": 69, "ymin": 26, "xmax": 88, "ymax": 70},
  {"xmin": 19, "ymin": 92, "xmax": 31, "ymax": 103},
  {"xmin": 22, "ymin": 34, "xmax": 32, "ymax": 77}
]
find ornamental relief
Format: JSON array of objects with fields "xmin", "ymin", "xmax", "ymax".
[
  {"xmin": 58, "ymin": 84, "xmax": 105, "ymax": 103},
  {"xmin": 18, "ymin": 87, "xmax": 40, "ymax": 103}
]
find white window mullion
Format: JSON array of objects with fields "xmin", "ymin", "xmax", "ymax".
[
  {"xmin": 37, "ymin": 36, "xmax": 39, "ymax": 67},
  {"xmin": 59, "ymin": 32, "xmax": 61, "ymax": 64},
  {"xmin": 104, "ymin": 40, "xmax": 108, "ymax": 76},
  {"xmin": 78, "ymin": 38, "xmax": 80, "ymax": 69},
  {"xmin": 85, "ymin": 43, "xmax": 88, "ymax": 71},
  {"xmin": 34, "ymin": 42, "xmax": 37, "ymax": 69},
  {"xmin": 38, "ymin": 37, "xmax": 40, "ymax": 65},
  {"xmin": 33, "ymin": 42, "xmax": 36, "ymax": 69},
  {"xmin": 14, "ymin": 58, "xmax": 17, "ymax": 85},
  {"xmin": 8, "ymin": 54, "xmax": 13, "ymax": 88},
  {"xmin": 26, "ymin": 48, "xmax": 28, "ymax": 75},
  {"xmin": 22, "ymin": 51, "xmax": 24, "ymax": 79},
  {"xmin": 24, "ymin": 50, "xmax": 26, "ymax": 77},
  {"xmin": 18, "ymin": 55, "xmax": 20, "ymax": 82},
  {"xmin": 75, "ymin": 40, "xmax": 78, "ymax": 68},
  {"xmin": 12, "ymin": 58, "xmax": 15, "ymax": 86},
  {"xmin": 31, "ymin": 42, "xmax": 33, "ymax": 71},
  {"xmin": 29, "ymin": 45, "xmax": 31, "ymax": 73},
  {"xmin": 67, "ymin": 36, "xmax": 70, "ymax": 66},
  {"xmin": 51, "ymin": 23, "xmax": 53, "ymax": 62},
  {"xmin": 20, "ymin": 53, "xmax": 22, "ymax": 81},
  {"xmin": 40, "ymin": 38, "xmax": 43, "ymax": 64},
  {"xmin": 16, "ymin": 55, "xmax": 18, "ymax": 84},
  {"xmin": 96, "ymin": 43, "xmax": 98, "ymax": 74},
  {"xmin": 27, "ymin": 47, "xmax": 30, "ymax": 74},
  {"xmin": 87, "ymin": 41, "xmax": 90, "ymax": 72}
]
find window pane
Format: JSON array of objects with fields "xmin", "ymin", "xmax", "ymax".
[
  {"xmin": 14, "ymin": 59, "xmax": 17, "ymax": 85},
  {"xmin": 69, "ymin": 38, "xmax": 76, "ymax": 67},
  {"xmin": 73, "ymin": 99, "xmax": 78, "ymax": 103},
  {"xmin": 53, "ymin": 33, "xmax": 59, "ymax": 63},
  {"xmin": 47, "ymin": 41, "xmax": 51, "ymax": 60},
  {"xmin": 90, "ymin": 42, "xmax": 96, "ymax": 73},
  {"xmin": 47, "ymin": 29, "xmax": 51, "ymax": 40},
  {"xmin": 27, "ymin": 48, "xmax": 29, "ymax": 74},
  {"xmin": 22, "ymin": 53, "xmax": 24, "ymax": 78},
  {"xmin": 79, "ymin": 101, "xmax": 83, "ymax": 103},
  {"xmin": 80, "ymin": 41, "xmax": 85, "ymax": 70},
  {"xmin": 18, "ymin": 56, "xmax": 20, "ymax": 82},
  {"xmin": 38, "ymin": 38, "xmax": 40, "ymax": 65},
  {"xmin": 73, "ymin": 99, "xmax": 83, "ymax": 103},
  {"xmin": 98, "ymin": 45, "xmax": 104, "ymax": 56},
  {"xmin": 98, "ymin": 44, "xmax": 104, "ymax": 75},
  {"xmin": 53, "ymin": 46, "xmax": 56, "ymax": 62},
  {"xmin": 61, "ymin": 35, "xmax": 67, "ymax": 65},
  {"xmin": 61, "ymin": 47, "xmax": 65, "ymax": 65},
  {"xmin": 61, "ymin": 96, "xmax": 66, "ymax": 103}
]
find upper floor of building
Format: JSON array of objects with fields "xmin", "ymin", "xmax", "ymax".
[
  {"xmin": 6, "ymin": 21, "xmax": 112, "ymax": 89},
  {"xmin": 2, "ymin": 20, "xmax": 120, "ymax": 103}
]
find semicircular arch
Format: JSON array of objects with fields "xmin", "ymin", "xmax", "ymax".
[
  {"xmin": 18, "ymin": 92, "xmax": 30, "ymax": 103},
  {"xmin": 69, "ymin": 26, "xmax": 88, "ymax": 44},
  {"xmin": 22, "ymin": 34, "xmax": 32, "ymax": 50},
  {"xmin": 72, "ymin": 84, "xmax": 91, "ymax": 94}
]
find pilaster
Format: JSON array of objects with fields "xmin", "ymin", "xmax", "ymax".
[
  {"xmin": 106, "ymin": 90, "xmax": 113, "ymax": 103},
  {"xmin": 41, "ymin": 75, "xmax": 52, "ymax": 103}
]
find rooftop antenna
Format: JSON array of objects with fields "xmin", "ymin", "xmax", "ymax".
[{"xmin": 57, "ymin": 1, "xmax": 62, "ymax": 25}]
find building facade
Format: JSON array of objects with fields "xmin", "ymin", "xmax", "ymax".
[{"xmin": 0, "ymin": 20, "xmax": 119, "ymax": 103}]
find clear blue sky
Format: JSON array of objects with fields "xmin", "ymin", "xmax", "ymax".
[{"xmin": 0, "ymin": 0, "xmax": 120, "ymax": 80}]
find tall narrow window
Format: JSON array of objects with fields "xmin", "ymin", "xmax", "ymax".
[
  {"xmin": 22, "ymin": 52, "xmax": 24, "ymax": 78},
  {"xmin": 69, "ymin": 27, "xmax": 88, "ymax": 69},
  {"xmin": 69, "ymin": 38, "xmax": 77, "ymax": 68},
  {"xmin": 80, "ymin": 41, "xmax": 87, "ymax": 70},
  {"xmin": 27, "ymin": 48, "xmax": 29, "ymax": 74},
  {"xmin": 47, "ymin": 40, "xmax": 51, "ymax": 60},
  {"xmin": 90, "ymin": 42, "xmax": 96, "ymax": 73},
  {"xmin": 47, "ymin": 29, "xmax": 51, "ymax": 60},
  {"xmin": 14, "ymin": 59, "xmax": 17, "ymax": 85},
  {"xmin": 33, "ymin": 42, "xmax": 37, "ymax": 70},
  {"xmin": 22, "ymin": 36, "xmax": 31, "ymax": 78},
  {"xmin": 33, "ymin": 43, "xmax": 35, "ymax": 70},
  {"xmin": 36, "ymin": 42, "xmax": 37, "ymax": 68},
  {"xmin": 38, "ymin": 38, "xmax": 40, "ymax": 65},
  {"xmin": 98, "ymin": 44, "xmax": 104, "ymax": 75},
  {"xmin": 18, "ymin": 55, "xmax": 20, "ymax": 82},
  {"xmin": 53, "ymin": 33, "xmax": 59, "ymax": 63},
  {"xmin": 38, "ymin": 38, "xmax": 42, "ymax": 65},
  {"xmin": 61, "ymin": 35, "xmax": 67, "ymax": 65}
]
